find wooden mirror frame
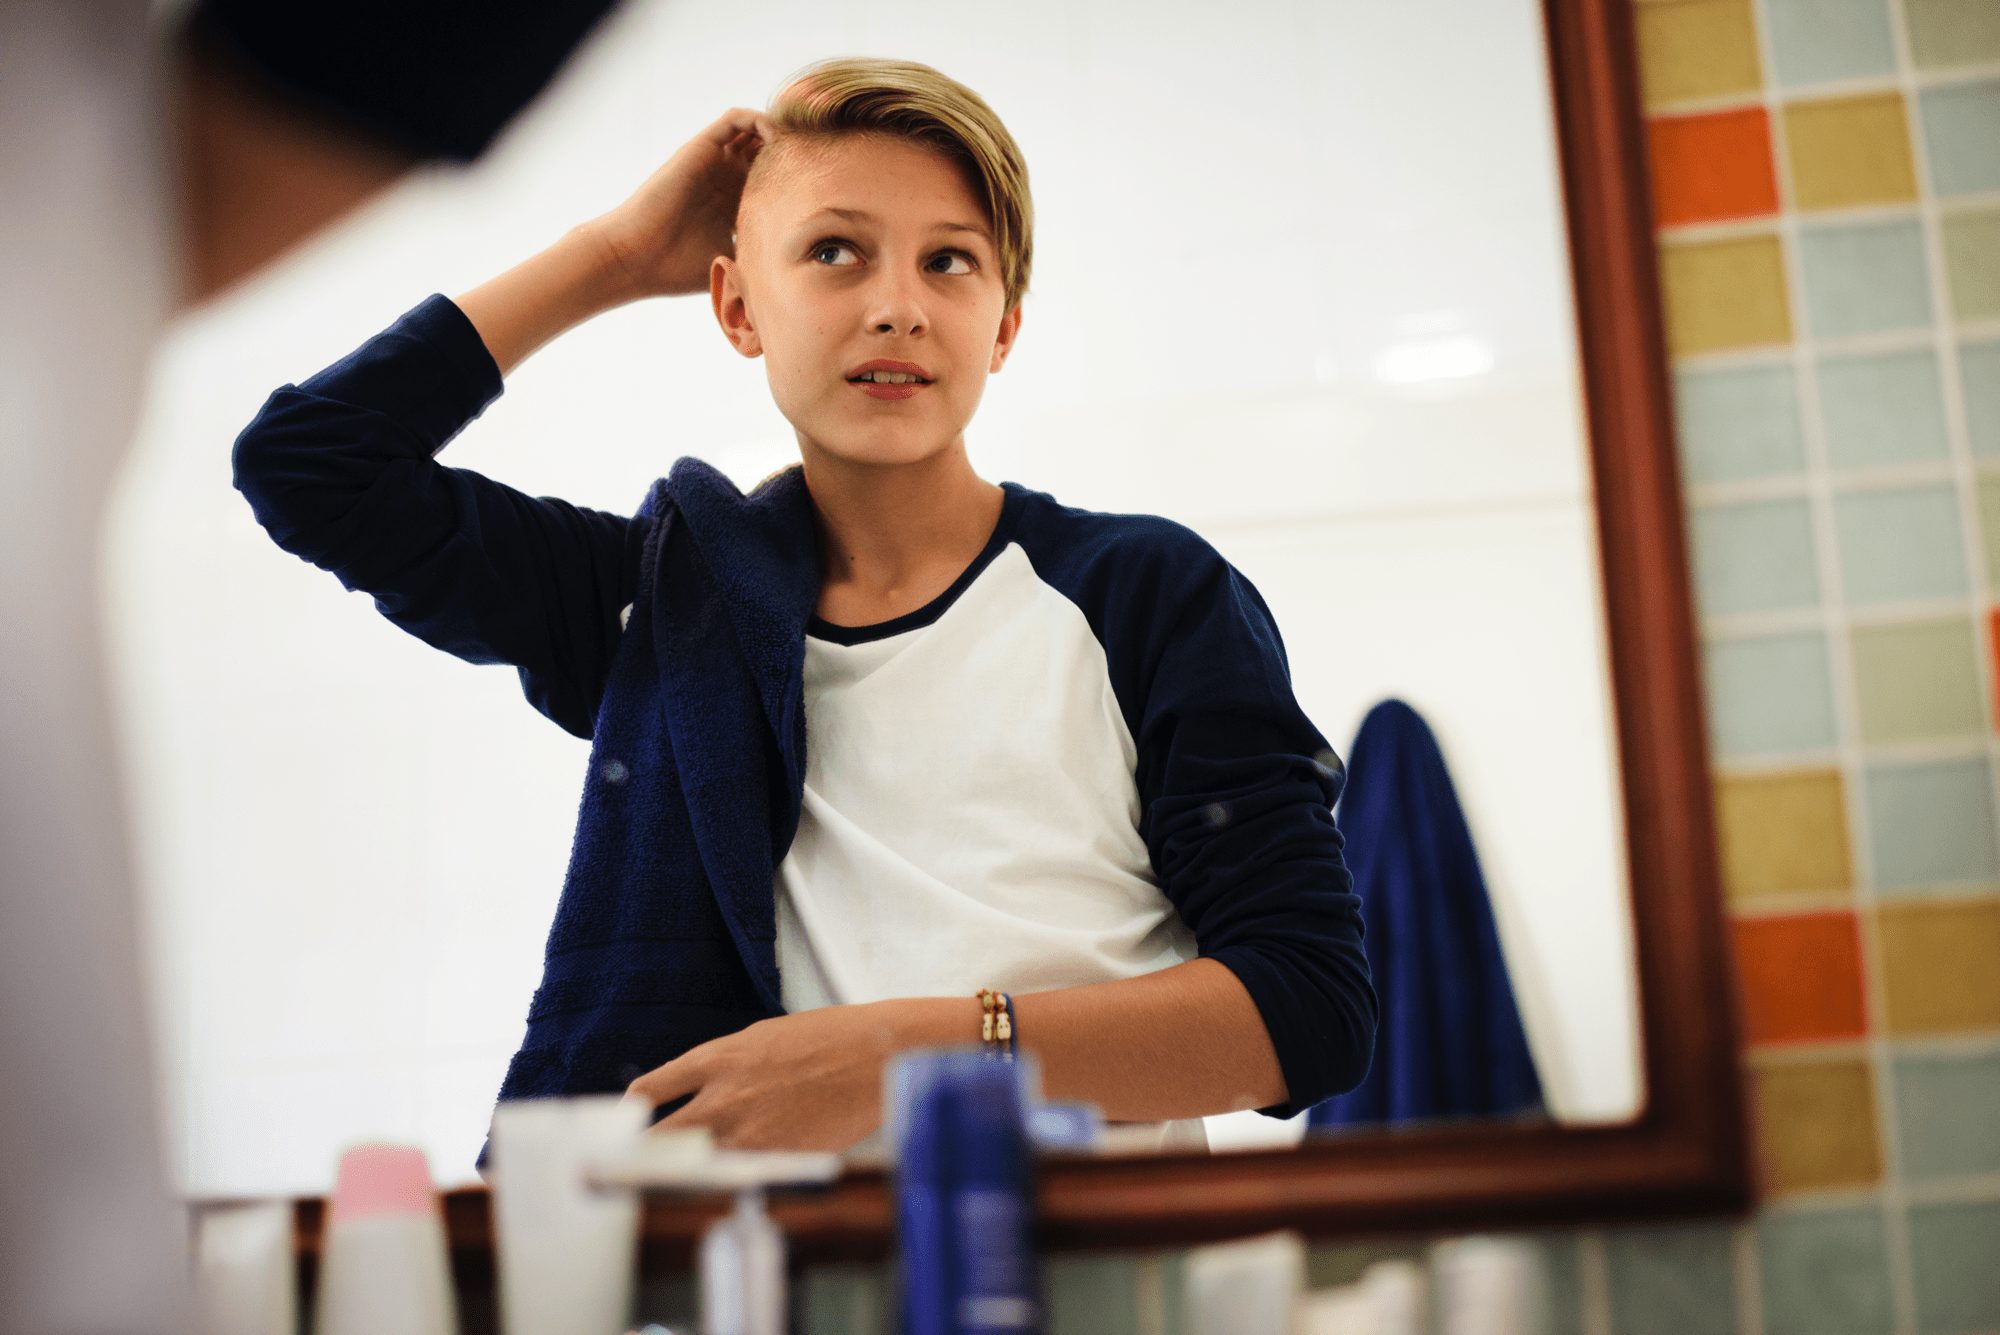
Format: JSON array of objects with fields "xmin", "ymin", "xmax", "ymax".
[{"xmin": 286, "ymin": 0, "xmax": 1757, "ymax": 1285}]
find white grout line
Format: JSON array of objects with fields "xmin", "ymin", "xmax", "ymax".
[
  {"xmin": 1134, "ymin": 1253, "xmax": 1168, "ymax": 1335},
  {"xmin": 1670, "ymin": 319, "xmax": 2000, "ymax": 372},
  {"xmin": 1576, "ymin": 1232, "xmax": 1613, "ymax": 1335},
  {"xmin": 1643, "ymin": 58, "xmax": 2000, "ymax": 119},
  {"xmin": 1734, "ymin": 1221, "xmax": 1765, "ymax": 1335}
]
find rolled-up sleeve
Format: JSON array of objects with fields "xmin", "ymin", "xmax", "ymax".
[
  {"xmin": 230, "ymin": 292, "xmax": 641, "ymax": 739},
  {"xmin": 1133, "ymin": 546, "xmax": 1378, "ymax": 1117}
]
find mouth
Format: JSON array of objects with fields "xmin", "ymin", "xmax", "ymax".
[{"xmin": 847, "ymin": 376, "xmax": 932, "ymax": 401}]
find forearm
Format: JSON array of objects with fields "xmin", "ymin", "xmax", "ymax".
[
  {"xmin": 453, "ymin": 222, "xmax": 641, "ymax": 378},
  {"xmin": 891, "ymin": 959, "xmax": 1288, "ymax": 1124}
]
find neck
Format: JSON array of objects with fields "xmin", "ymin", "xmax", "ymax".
[{"xmin": 799, "ymin": 441, "xmax": 1005, "ymax": 596}]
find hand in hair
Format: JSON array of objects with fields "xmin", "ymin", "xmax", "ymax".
[{"xmin": 593, "ymin": 106, "xmax": 780, "ymax": 299}]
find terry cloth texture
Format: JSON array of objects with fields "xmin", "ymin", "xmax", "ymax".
[
  {"xmin": 229, "ymin": 292, "xmax": 1379, "ymax": 1172},
  {"xmin": 1308, "ymin": 699, "xmax": 1543, "ymax": 1130}
]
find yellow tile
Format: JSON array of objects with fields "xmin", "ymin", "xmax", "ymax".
[
  {"xmin": 1636, "ymin": 0, "xmax": 1766, "ymax": 110},
  {"xmin": 1751, "ymin": 1057, "xmax": 1883, "ymax": 1193},
  {"xmin": 1660, "ymin": 234, "xmax": 1794, "ymax": 356},
  {"xmin": 1877, "ymin": 898, "xmax": 2000, "ymax": 1035},
  {"xmin": 1784, "ymin": 95, "xmax": 1919, "ymax": 212},
  {"xmin": 1716, "ymin": 770, "xmax": 1853, "ymax": 903}
]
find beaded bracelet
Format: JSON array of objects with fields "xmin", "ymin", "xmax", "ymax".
[{"xmin": 975, "ymin": 987, "xmax": 1017, "ymax": 1062}]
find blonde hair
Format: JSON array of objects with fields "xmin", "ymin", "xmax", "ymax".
[{"xmin": 745, "ymin": 57, "xmax": 1034, "ymax": 317}]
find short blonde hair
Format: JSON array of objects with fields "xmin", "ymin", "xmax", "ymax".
[{"xmin": 744, "ymin": 57, "xmax": 1034, "ymax": 317}]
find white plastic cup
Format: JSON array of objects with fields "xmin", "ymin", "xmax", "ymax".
[{"xmin": 487, "ymin": 1094, "xmax": 652, "ymax": 1335}]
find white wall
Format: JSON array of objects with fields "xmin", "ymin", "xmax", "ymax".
[{"xmin": 106, "ymin": 0, "xmax": 1639, "ymax": 1194}]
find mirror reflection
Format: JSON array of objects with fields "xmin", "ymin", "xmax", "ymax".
[{"xmin": 108, "ymin": 0, "xmax": 1640, "ymax": 1194}]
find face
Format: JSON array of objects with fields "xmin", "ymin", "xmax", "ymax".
[{"xmin": 712, "ymin": 134, "xmax": 1023, "ymax": 471}]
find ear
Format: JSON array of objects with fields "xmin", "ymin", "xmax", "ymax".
[
  {"xmin": 711, "ymin": 254, "xmax": 763, "ymax": 358},
  {"xmin": 989, "ymin": 301, "xmax": 1023, "ymax": 374}
]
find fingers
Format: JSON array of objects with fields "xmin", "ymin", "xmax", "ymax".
[{"xmin": 625, "ymin": 1046, "xmax": 709, "ymax": 1108}]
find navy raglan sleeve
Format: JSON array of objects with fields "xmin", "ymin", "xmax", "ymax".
[
  {"xmin": 1133, "ymin": 536, "xmax": 1378, "ymax": 1117},
  {"xmin": 229, "ymin": 293, "xmax": 641, "ymax": 740}
]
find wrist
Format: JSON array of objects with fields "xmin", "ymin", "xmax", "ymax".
[
  {"xmin": 570, "ymin": 218, "xmax": 649, "ymax": 306},
  {"xmin": 877, "ymin": 996, "xmax": 984, "ymax": 1053}
]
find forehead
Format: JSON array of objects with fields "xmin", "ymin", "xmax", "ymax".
[{"xmin": 765, "ymin": 137, "xmax": 993, "ymax": 244}]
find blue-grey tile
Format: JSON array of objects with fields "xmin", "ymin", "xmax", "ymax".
[
  {"xmin": 1833, "ymin": 485, "xmax": 1969, "ymax": 605},
  {"xmin": 1907, "ymin": 1199, "xmax": 2000, "ymax": 1332},
  {"xmin": 1046, "ymin": 1254, "xmax": 1139, "ymax": 1335},
  {"xmin": 1818, "ymin": 348, "xmax": 1951, "ymax": 470},
  {"xmin": 1160, "ymin": 1252, "xmax": 1188, "ymax": 1335},
  {"xmin": 797, "ymin": 1264, "xmax": 888, "ymax": 1335},
  {"xmin": 1964, "ymin": 341, "xmax": 2000, "ymax": 458},
  {"xmin": 1767, "ymin": 0, "xmax": 1898, "ymax": 86},
  {"xmin": 1758, "ymin": 1205, "xmax": 1894, "ymax": 1335},
  {"xmin": 1704, "ymin": 632, "xmax": 1840, "ymax": 758},
  {"xmin": 1676, "ymin": 363, "xmax": 1809, "ymax": 485},
  {"xmin": 1528, "ymin": 1233, "xmax": 1587, "ymax": 1335},
  {"xmin": 1893, "ymin": 1048, "xmax": 2000, "ymax": 1179},
  {"xmin": 1800, "ymin": 219, "xmax": 1935, "ymax": 337},
  {"xmin": 1604, "ymin": 1221, "xmax": 1740, "ymax": 1335},
  {"xmin": 1920, "ymin": 80, "xmax": 2000, "ymax": 197},
  {"xmin": 1863, "ymin": 755, "xmax": 2000, "ymax": 890},
  {"xmin": 1693, "ymin": 498, "xmax": 1822, "ymax": 616}
]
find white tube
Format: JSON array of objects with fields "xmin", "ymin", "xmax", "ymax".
[
  {"xmin": 698, "ymin": 1188, "xmax": 786, "ymax": 1335},
  {"xmin": 488, "ymin": 1094, "xmax": 654, "ymax": 1335},
  {"xmin": 191, "ymin": 1201, "xmax": 296, "ymax": 1335}
]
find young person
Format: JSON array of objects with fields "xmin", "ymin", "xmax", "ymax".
[{"xmin": 231, "ymin": 58, "xmax": 1376, "ymax": 1170}]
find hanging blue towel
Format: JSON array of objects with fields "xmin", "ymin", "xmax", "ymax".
[{"xmin": 1307, "ymin": 698, "xmax": 1544, "ymax": 1130}]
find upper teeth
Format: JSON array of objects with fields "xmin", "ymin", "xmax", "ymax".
[{"xmin": 857, "ymin": 371, "xmax": 924, "ymax": 383}]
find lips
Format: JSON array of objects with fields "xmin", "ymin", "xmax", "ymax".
[{"xmin": 845, "ymin": 358, "xmax": 934, "ymax": 382}]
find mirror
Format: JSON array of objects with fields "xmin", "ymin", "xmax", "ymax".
[{"xmin": 110, "ymin": 0, "xmax": 1668, "ymax": 1204}]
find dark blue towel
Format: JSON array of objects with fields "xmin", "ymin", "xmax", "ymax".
[{"xmin": 1307, "ymin": 699, "xmax": 1543, "ymax": 1130}]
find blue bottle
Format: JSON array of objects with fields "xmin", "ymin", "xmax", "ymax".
[{"xmin": 888, "ymin": 1050, "xmax": 1043, "ymax": 1335}]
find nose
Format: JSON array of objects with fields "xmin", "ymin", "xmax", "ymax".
[{"xmin": 865, "ymin": 261, "xmax": 928, "ymax": 336}]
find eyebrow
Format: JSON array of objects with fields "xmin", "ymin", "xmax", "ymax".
[{"xmin": 799, "ymin": 206, "xmax": 992, "ymax": 245}]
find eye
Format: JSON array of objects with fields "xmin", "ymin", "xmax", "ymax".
[{"xmin": 807, "ymin": 237, "xmax": 979, "ymax": 275}]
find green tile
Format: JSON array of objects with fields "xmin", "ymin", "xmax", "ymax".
[
  {"xmin": 1758, "ymin": 1205, "xmax": 1894, "ymax": 1335},
  {"xmin": 1527, "ymin": 1233, "xmax": 1588, "ymax": 1335},
  {"xmin": 1920, "ymin": 81, "xmax": 2000, "ymax": 197},
  {"xmin": 1676, "ymin": 364, "xmax": 1808, "ymax": 485},
  {"xmin": 1966, "ymin": 341, "xmax": 2000, "ymax": 457},
  {"xmin": 1906, "ymin": 0, "xmax": 2000, "ymax": 68},
  {"xmin": 798, "ymin": 1264, "xmax": 887, "ymax": 1335},
  {"xmin": 1801, "ymin": 219, "xmax": 1935, "ymax": 337},
  {"xmin": 1864, "ymin": 755, "xmax": 2000, "ymax": 891},
  {"xmin": 1976, "ymin": 474, "xmax": 2000, "ymax": 582},
  {"xmin": 1047, "ymin": 1254, "xmax": 1139, "ymax": 1335},
  {"xmin": 1851, "ymin": 617, "xmax": 1985, "ymax": 743},
  {"xmin": 1818, "ymin": 348, "xmax": 1950, "ymax": 471},
  {"xmin": 1907, "ymin": 1199, "xmax": 2000, "ymax": 1332},
  {"xmin": 1604, "ymin": 1221, "xmax": 1740, "ymax": 1335},
  {"xmin": 1893, "ymin": 1048, "xmax": 2000, "ymax": 1179},
  {"xmin": 1943, "ymin": 208, "xmax": 2000, "ymax": 322},
  {"xmin": 1692, "ymin": 498, "xmax": 1822, "ymax": 617},
  {"xmin": 1833, "ymin": 485, "xmax": 1969, "ymax": 605},
  {"xmin": 1705, "ymin": 633, "xmax": 1840, "ymax": 758},
  {"xmin": 1768, "ymin": 0, "xmax": 1897, "ymax": 86}
]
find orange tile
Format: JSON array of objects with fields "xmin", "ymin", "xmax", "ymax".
[
  {"xmin": 1650, "ymin": 107, "xmax": 1781, "ymax": 228},
  {"xmin": 1751, "ymin": 1057, "xmax": 1884, "ymax": 1194},
  {"xmin": 1987, "ymin": 609, "xmax": 2000, "ymax": 733},
  {"xmin": 1733, "ymin": 911, "xmax": 1870, "ymax": 1045}
]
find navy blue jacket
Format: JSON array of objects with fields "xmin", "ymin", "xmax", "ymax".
[{"xmin": 229, "ymin": 294, "xmax": 1378, "ymax": 1171}]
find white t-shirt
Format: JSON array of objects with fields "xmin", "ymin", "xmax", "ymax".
[{"xmin": 774, "ymin": 488, "xmax": 1211, "ymax": 1153}]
